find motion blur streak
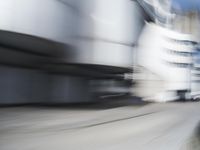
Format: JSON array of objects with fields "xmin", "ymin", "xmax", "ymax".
[
  {"xmin": 0, "ymin": 101, "xmax": 200, "ymax": 150},
  {"xmin": 0, "ymin": 0, "xmax": 200, "ymax": 150},
  {"xmin": 0, "ymin": 0, "xmax": 144, "ymax": 104}
]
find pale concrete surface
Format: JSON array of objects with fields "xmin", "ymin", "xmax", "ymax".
[{"xmin": 0, "ymin": 100, "xmax": 200, "ymax": 150}]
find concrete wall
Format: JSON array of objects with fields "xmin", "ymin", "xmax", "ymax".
[{"xmin": 0, "ymin": 65, "xmax": 91, "ymax": 104}]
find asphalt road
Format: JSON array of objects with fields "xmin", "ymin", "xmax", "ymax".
[{"xmin": 0, "ymin": 99, "xmax": 200, "ymax": 150}]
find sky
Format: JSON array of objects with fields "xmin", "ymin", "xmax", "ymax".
[{"xmin": 171, "ymin": 0, "xmax": 200, "ymax": 12}]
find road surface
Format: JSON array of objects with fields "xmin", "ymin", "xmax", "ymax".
[{"xmin": 0, "ymin": 99, "xmax": 200, "ymax": 150}]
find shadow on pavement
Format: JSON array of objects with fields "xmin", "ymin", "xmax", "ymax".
[{"xmin": 0, "ymin": 96, "xmax": 149, "ymax": 110}]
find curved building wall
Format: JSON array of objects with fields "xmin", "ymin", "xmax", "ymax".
[
  {"xmin": 0, "ymin": 0, "xmax": 145, "ymax": 104},
  {"xmin": 135, "ymin": 23, "xmax": 195, "ymax": 102},
  {"xmin": 0, "ymin": 0, "xmax": 144, "ymax": 70},
  {"xmin": 68, "ymin": 0, "xmax": 144, "ymax": 68},
  {"xmin": 0, "ymin": 0, "xmax": 74, "ymax": 43}
]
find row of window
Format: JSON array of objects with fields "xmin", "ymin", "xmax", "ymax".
[
  {"xmin": 165, "ymin": 61, "xmax": 192, "ymax": 68},
  {"xmin": 165, "ymin": 48, "xmax": 193, "ymax": 57},
  {"xmin": 191, "ymin": 80, "xmax": 200, "ymax": 83},
  {"xmin": 165, "ymin": 38, "xmax": 197, "ymax": 47}
]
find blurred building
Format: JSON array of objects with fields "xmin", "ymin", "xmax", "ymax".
[
  {"xmin": 0, "ymin": 0, "xmax": 146, "ymax": 104},
  {"xmin": 172, "ymin": 12, "xmax": 200, "ymax": 39},
  {"xmin": 133, "ymin": 0, "xmax": 200, "ymax": 102}
]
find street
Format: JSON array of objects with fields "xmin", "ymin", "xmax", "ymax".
[{"xmin": 0, "ymin": 99, "xmax": 200, "ymax": 150}]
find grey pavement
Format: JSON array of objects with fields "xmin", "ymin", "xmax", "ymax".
[{"xmin": 0, "ymin": 100, "xmax": 200, "ymax": 150}]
